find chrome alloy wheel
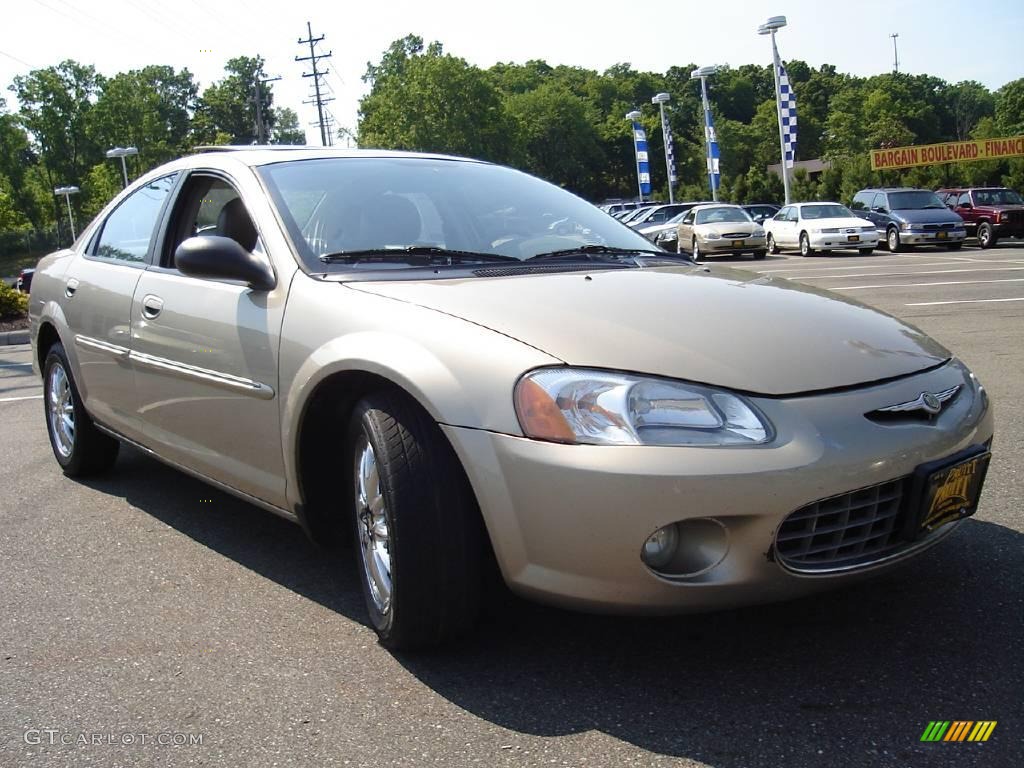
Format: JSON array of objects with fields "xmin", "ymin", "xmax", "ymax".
[
  {"xmin": 48, "ymin": 363, "xmax": 75, "ymax": 458},
  {"xmin": 354, "ymin": 437, "xmax": 392, "ymax": 614}
]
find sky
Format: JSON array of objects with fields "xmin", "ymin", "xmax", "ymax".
[{"xmin": 2, "ymin": 0, "xmax": 1022, "ymax": 146}]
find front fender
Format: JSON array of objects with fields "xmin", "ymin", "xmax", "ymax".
[{"xmin": 277, "ymin": 276, "xmax": 561, "ymax": 511}]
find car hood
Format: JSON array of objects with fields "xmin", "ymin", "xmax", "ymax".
[
  {"xmin": 347, "ymin": 266, "xmax": 950, "ymax": 396},
  {"xmin": 694, "ymin": 223, "xmax": 761, "ymax": 237},
  {"xmin": 804, "ymin": 217, "xmax": 873, "ymax": 229},
  {"xmin": 891, "ymin": 208, "xmax": 963, "ymax": 224}
]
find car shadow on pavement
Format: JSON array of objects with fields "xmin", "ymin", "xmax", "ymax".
[{"xmin": 89, "ymin": 446, "xmax": 1021, "ymax": 768}]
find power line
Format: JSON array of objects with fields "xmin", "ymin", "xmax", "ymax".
[{"xmin": 296, "ymin": 21, "xmax": 333, "ymax": 146}]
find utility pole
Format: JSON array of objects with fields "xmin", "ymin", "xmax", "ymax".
[
  {"xmin": 296, "ymin": 21, "xmax": 333, "ymax": 146},
  {"xmin": 890, "ymin": 33, "xmax": 900, "ymax": 74},
  {"xmin": 252, "ymin": 73, "xmax": 281, "ymax": 144}
]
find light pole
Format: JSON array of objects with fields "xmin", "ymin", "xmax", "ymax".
[
  {"xmin": 105, "ymin": 146, "xmax": 139, "ymax": 187},
  {"xmin": 690, "ymin": 66, "xmax": 721, "ymax": 202},
  {"xmin": 54, "ymin": 186, "xmax": 80, "ymax": 243},
  {"xmin": 651, "ymin": 93, "xmax": 674, "ymax": 204},
  {"xmin": 758, "ymin": 15, "xmax": 793, "ymax": 205},
  {"xmin": 626, "ymin": 110, "xmax": 648, "ymax": 202},
  {"xmin": 889, "ymin": 33, "xmax": 900, "ymax": 73}
]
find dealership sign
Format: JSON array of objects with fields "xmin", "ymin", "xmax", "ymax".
[{"xmin": 870, "ymin": 136, "xmax": 1024, "ymax": 170}]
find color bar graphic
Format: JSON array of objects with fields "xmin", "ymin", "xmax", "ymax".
[{"xmin": 920, "ymin": 721, "xmax": 996, "ymax": 742}]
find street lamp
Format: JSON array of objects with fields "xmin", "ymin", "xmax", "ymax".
[
  {"xmin": 54, "ymin": 186, "xmax": 80, "ymax": 243},
  {"xmin": 651, "ymin": 93, "xmax": 674, "ymax": 204},
  {"xmin": 105, "ymin": 146, "xmax": 139, "ymax": 187},
  {"xmin": 690, "ymin": 65, "xmax": 721, "ymax": 202},
  {"xmin": 758, "ymin": 15, "xmax": 792, "ymax": 204},
  {"xmin": 625, "ymin": 110, "xmax": 648, "ymax": 202}
]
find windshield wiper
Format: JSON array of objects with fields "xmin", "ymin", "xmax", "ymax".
[
  {"xmin": 526, "ymin": 244, "xmax": 670, "ymax": 262},
  {"xmin": 319, "ymin": 246, "xmax": 520, "ymax": 265}
]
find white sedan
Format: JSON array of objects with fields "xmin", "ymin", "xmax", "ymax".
[{"xmin": 765, "ymin": 203, "xmax": 879, "ymax": 256}]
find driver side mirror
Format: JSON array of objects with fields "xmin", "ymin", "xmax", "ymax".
[
  {"xmin": 959, "ymin": 201, "xmax": 973, "ymax": 209},
  {"xmin": 872, "ymin": 206, "xmax": 887, "ymax": 214},
  {"xmin": 174, "ymin": 236, "xmax": 276, "ymax": 291}
]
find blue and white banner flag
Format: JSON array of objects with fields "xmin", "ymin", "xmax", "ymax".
[
  {"xmin": 632, "ymin": 121, "xmax": 652, "ymax": 197},
  {"xmin": 704, "ymin": 107, "xmax": 720, "ymax": 192},
  {"xmin": 777, "ymin": 62, "xmax": 797, "ymax": 168},
  {"xmin": 660, "ymin": 111, "xmax": 677, "ymax": 186}
]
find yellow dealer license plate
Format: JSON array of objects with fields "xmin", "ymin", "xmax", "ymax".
[
  {"xmin": 731, "ymin": 240, "xmax": 744, "ymax": 247},
  {"xmin": 936, "ymin": 230, "xmax": 948, "ymax": 239},
  {"xmin": 847, "ymin": 235, "xmax": 860, "ymax": 242},
  {"xmin": 915, "ymin": 451, "xmax": 990, "ymax": 534}
]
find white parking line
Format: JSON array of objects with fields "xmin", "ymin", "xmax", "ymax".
[
  {"xmin": 906, "ymin": 297, "xmax": 1024, "ymax": 306},
  {"xmin": 836, "ymin": 278, "xmax": 1024, "ymax": 290},
  {"xmin": 0, "ymin": 394, "xmax": 43, "ymax": 403},
  {"xmin": 756, "ymin": 258, "xmax": 981, "ymax": 274},
  {"xmin": 797, "ymin": 266, "xmax": 1024, "ymax": 281}
]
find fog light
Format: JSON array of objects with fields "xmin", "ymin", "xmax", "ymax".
[{"xmin": 642, "ymin": 524, "xmax": 679, "ymax": 569}]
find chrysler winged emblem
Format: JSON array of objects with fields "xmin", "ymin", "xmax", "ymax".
[{"xmin": 874, "ymin": 385, "xmax": 961, "ymax": 417}]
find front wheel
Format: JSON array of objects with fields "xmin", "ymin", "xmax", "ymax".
[
  {"xmin": 799, "ymin": 232, "xmax": 814, "ymax": 257},
  {"xmin": 887, "ymin": 228, "xmax": 903, "ymax": 252},
  {"xmin": 978, "ymin": 222, "xmax": 995, "ymax": 249},
  {"xmin": 947, "ymin": 241, "xmax": 963, "ymax": 250},
  {"xmin": 43, "ymin": 343, "xmax": 119, "ymax": 476},
  {"xmin": 752, "ymin": 250, "xmax": 766, "ymax": 260},
  {"xmin": 766, "ymin": 234, "xmax": 778, "ymax": 255},
  {"xmin": 858, "ymin": 246, "xmax": 875, "ymax": 255},
  {"xmin": 692, "ymin": 238, "xmax": 703, "ymax": 262},
  {"xmin": 348, "ymin": 390, "xmax": 483, "ymax": 649}
]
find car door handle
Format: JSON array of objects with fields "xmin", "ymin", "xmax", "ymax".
[
  {"xmin": 65, "ymin": 278, "xmax": 79, "ymax": 298},
  {"xmin": 142, "ymin": 295, "xmax": 164, "ymax": 319}
]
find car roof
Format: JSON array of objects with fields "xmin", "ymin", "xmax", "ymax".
[
  {"xmin": 185, "ymin": 146, "xmax": 483, "ymax": 168},
  {"xmin": 858, "ymin": 187, "xmax": 928, "ymax": 193},
  {"xmin": 690, "ymin": 203, "xmax": 743, "ymax": 211},
  {"xmin": 792, "ymin": 201, "xmax": 847, "ymax": 207}
]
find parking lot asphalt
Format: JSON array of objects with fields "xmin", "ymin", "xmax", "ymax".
[{"xmin": 1, "ymin": 245, "xmax": 1021, "ymax": 768}]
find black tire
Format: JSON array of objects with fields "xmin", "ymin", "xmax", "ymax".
[
  {"xmin": 766, "ymin": 234, "xmax": 778, "ymax": 255},
  {"xmin": 887, "ymin": 227, "xmax": 903, "ymax": 253},
  {"xmin": 977, "ymin": 222, "xmax": 995, "ymax": 249},
  {"xmin": 947, "ymin": 241, "xmax": 963, "ymax": 250},
  {"xmin": 858, "ymin": 246, "xmax": 874, "ymax": 255},
  {"xmin": 799, "ymin": 232, "xmax": 814, "ymax": 257},
  {"xmin": 347, "ymin": 389, "xmax": 483, "ymax": 649},
  {"xmin": 692, "ymin": 238, "xmax": 703, "ymax": 262},
  {"xmin": 752, "ymin": 250, "xmax": 766, "ymax": 260},
  {"xmin": 42, "ymin": 342, "xmax": 119, "ymax": 477}
]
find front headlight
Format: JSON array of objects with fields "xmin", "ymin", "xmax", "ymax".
[
  {"xmin": 752, "ymin": 227, "xmax": 765, "ymax": 237},
  {"xmin": 514, "ymin": 368, "xmax": 773, "ymax": 446},
  {"xmin": 900, "ymin": 221, "xmax": 912, "ymax": 231},
  {"xmin": 861, "ymin": 225, "xmax": 876, "ymax": 233},
  {"xmin": 703, "ymin": 231, "xmax": 722, "ymax": 240}
]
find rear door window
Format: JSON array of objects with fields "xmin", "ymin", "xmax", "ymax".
[{"xmin": 90, "ymin": 174, "xmax": 178, "ymax": 264}]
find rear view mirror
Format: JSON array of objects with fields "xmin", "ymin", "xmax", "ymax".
[{"xmin": 174, "ymin": 236, "xmax": 276, "ymax": 291}]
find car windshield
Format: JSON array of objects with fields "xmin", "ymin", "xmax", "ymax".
[
  {"xmin": 259, "ymin": 157, "xmax": 658, "ymax": 265},
  {"xmin": 801, "ymin": 204, "xmax": 854, "ymax": 219},
  {"xmin": 888, "ymin": 191, "xmax": 947, "ymax": 210},
  {"xmin": 694, "ymin": 207, "xmax": 751, "ymax": 225},
  {"xmin": 974, "ymin": 188, "xmax": 1024, "ymax": 205}
]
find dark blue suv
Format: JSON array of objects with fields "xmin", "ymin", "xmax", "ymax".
[{"xmin": 852, "ymin": 188, "xmax": 966, "ymax": 252}]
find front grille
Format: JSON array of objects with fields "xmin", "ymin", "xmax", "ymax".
[
  {"xmin": 721, "ymin": 232, "xmax": 750, "ymax": 238},
  {"xmin": 775, "ymin": 478, "xmax": 912, "ymax": 572},
  {"xmin": 923, "ymin": 223, "xmax": 956, "ymax": 231},
  {"xmin": 1001, "ymin": 210, "xmax": 1024, "ymax": 225}
]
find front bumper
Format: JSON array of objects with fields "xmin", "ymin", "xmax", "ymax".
[
  {"xmin": 443, "ymin": 361, "xmax": 992, "ymax": 613},
  {"xmin": 699, "ymin": 235, "xmax": 766, "ymax": 253},
  {"xmin": 899, "ymin": 229, "xmax": 966, "ymax": 245},
  {"xmin": 808, "ymin": 232, "xmax": 879, "ymax": 250}
]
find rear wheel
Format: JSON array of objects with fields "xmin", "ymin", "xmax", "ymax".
[
  {"xmin": 799, "ymin": 232, "xmax": 814, "ymax": 257},
  {"xmin": 887, "ymin": 227, "xmax": 903, "ymax": 253},
  {"xmin": 766, "ymin": 234, "xmax": 778, "ymax": 254},
  {"xmin": 348, "ymin": 390, "xmax": 483, "ymax": 649},
  {"xmin": 978, "ymin": 222, "xmax": 996, "ymax": 249},
  {"xmin": 43, "ymin": 343, "xmax": 119, "ymax": 476}
]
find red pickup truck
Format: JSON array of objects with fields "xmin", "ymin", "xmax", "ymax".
[{"xmin": 937, "ymin": 187, "xmax": 1024, "ymax": 248}]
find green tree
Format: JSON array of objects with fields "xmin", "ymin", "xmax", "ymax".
[
  {"xmin": 359, "ymin": 40, "xmax": 516, "ymax": 163},
  {"xmin": 271, "ymin": 107, "xmax": 305, "ymax": 144},
  {"xmin": 195, "ymin": 56, "xmax": 274, "ymax": 144}
]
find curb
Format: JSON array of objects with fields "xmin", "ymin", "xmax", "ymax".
[{"xmin": 0, "ymin": 330, "xmax": 30, "ymax": 346}]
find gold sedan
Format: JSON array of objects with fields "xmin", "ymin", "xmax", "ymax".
[{"xmin": 676, "ymin": 203, "xmax": 768, "ymax": 261}]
